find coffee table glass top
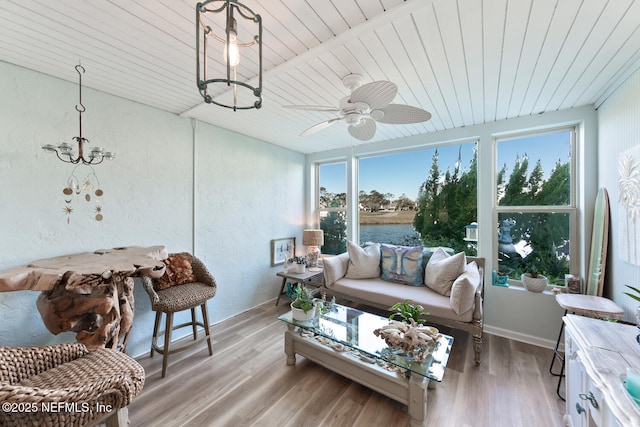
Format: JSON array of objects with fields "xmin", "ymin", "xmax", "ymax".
[{"xmin": 278, "ymin": 302, "xmax": 453, "ymax": 381}]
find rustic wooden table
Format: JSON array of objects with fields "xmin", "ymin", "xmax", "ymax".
[{"xmin": 0, "ymin": 246, "xmax": 167, "ymax": 351}]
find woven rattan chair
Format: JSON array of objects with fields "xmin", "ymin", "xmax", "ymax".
[
  {"xmin": 141, "ymin": 253, "xmax": 217, "ymax": 378},
  {"xmin": 0, "ymin": 342, "xmax": 144, "ymax": 427}
]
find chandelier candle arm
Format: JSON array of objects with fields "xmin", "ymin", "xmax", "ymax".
[{"xmin": 41, "ymin": 64, "xmax": 115, "ymax": 165}]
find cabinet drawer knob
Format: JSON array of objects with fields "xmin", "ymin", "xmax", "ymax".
[{"xmin": 579, "ymin": 391, "xmax": 599, "ymax": 409}]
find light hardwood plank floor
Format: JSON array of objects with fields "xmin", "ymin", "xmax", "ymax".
[{"xmin": 129, "ymin": 300, "xmax": 565, "ymax": 426}]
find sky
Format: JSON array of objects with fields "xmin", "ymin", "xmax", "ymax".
[{"xmin": 320, "ymin": 130, "xmax": 571, "ymax": 201}]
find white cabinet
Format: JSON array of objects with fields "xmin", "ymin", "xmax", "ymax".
[
  {"xmin": 563, "ymin": 315, "xmax": 640, "ymax": 427},
  {"xmin": 564, "ymin": 326, "xmax": 587, "ymax": 426}
]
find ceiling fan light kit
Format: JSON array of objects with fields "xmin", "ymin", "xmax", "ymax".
[{"xmin": 284, "ymin": 74, "xmax": 432, "ymax": 141}]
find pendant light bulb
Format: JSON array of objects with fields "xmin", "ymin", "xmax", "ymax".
[
  {"xmin": 224, "ymin": 14, "xmax": 240, "ymax": 66},
  {"xmin": 224, "ymin": 32, "xmax": 240, "ymax": 66}
]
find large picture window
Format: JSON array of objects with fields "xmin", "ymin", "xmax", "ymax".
[
  {"xmin": 495, "ymin": 128, "xmax": 576, "ymax": 286},
  {"xmin": 358, "ymin": 144, "xmax": 478, "ymax": 255},
  {"xmin": 314, "ymin": 143, "xmax": 478, "ymax": 256}
]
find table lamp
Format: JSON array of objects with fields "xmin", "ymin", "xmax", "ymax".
[{"xmin": 302, "ymin": 229, "xmax": 324, "ymax": 269}]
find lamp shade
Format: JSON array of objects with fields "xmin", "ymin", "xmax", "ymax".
[{"xmin": 302, "ymin": 229, "xmax": 324, "ymax": 247}]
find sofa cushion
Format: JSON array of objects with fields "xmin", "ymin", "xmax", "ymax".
[
  {"xmin": 424, "ymin": 248, "xmax": 466, "ymax": 296},
  {"xmin": 331, "ymin": 277, "xmax": 474, "ymax": 323},
  {"xmin": 380, "ymin": 244, "xmax": 424, "ymax": 286},
  {"xmin": 345, "ymin": 241, "xmax": 380, "ymax": 279},
  {"xmin": 450, "ymin": 261, "xmax": 480, "ymax": 315},
  {"xmin": 323, "ymin": 252, "xmax": 350, "ymax": 287}
]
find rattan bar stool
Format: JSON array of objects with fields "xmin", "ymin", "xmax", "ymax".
[
  {"xmin": 141, "ymin": 253, "xmax": 217, "ymax": 378},
  {"xmin": 0, "ymin": 343, "xmax": 145, "ymax": 427}
]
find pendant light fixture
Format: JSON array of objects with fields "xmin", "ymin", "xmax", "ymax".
[{"xmin": 196, "ymin": 0, "xmax": 263, "ymax": 111}]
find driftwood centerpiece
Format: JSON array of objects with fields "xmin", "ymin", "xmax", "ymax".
[
  {"xmin": 373, "ymin": 319, "xmax": 441, "ymax": 362},
  {"xmin": 0, "ymin": 246, "xmax": 167, "ymax": 350}
]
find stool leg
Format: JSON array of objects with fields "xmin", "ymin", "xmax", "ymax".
[
  {"xmin": 162, "ymin": 311, "xmax": 174, "ymax": 378},
  {"xmin": 151, "ymin": 311, "xmax": 162, "ymax": 358},
  {"xmin": 550, "ymin": 309, "xmax": 568, "ymax": 401},
  {"xmin": 191, "ymin": 307, "xmax": 198, "ymax": 340},
  {"xmin": 556, "ymin": 362, "xmax": 566, "ymax": 401},
  {"xmin": 201, "ymin": 302, "xmax": 213, "ymax": 356}
]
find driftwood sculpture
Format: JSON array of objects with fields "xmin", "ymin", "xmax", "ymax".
[
  {"xmin": 373, "ymin": 319, "xmax": 441, "ymax": 362},
  {"xmin": 0, "ymin": 246, "xmax": 167, "ymax": 351}
]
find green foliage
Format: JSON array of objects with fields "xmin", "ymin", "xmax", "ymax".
[
  {"xmin": 319, "ymin": 187, "xmax": 347, "ymax": 255},
  {"xmin": 289, "ymin": 256, "xmax": 307, "ymax": 265},
  {"xmin": 493, "ymin": 150, "xmax": 571, "ymax": 284},
  {"xmin": 389, "ymin": 299, "xmax": 428, "ymax": 325},
  {"xmin": 413, "ymin": 145, "xmax": 478, "ymax": 255},
  {"xmin": 359, "ymin": 189, "xmax": 394, "ymax": 212},
  {"xmin": 291, "ymin": 284, "xmax": 314, "ymax": 313},
  {"xmin": 624, "ymin": 285, "xmax": 640, "ymax": 303}
]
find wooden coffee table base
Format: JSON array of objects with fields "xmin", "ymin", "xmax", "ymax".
[{"xmin": 284, "ymin": 326, "xmax": 432, "ymax": 427}]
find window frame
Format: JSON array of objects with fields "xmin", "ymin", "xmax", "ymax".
[{"xmin": 493, "ymin": 126, "xmax": 578, "ymax": 287}]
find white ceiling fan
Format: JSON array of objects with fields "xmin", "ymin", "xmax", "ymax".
[{"xmin": 283, "ymin": 74, "xmax": 432, "ymax": 141}]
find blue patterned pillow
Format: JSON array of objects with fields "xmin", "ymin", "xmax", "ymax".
[{"xmin": 380, "ymin": 244, "xmax": 424, "ymax": 286}]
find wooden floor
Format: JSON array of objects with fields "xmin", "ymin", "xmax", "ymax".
[{"xmin": 129, "ymin": 300, "xmax": 566, "ymax": 427}]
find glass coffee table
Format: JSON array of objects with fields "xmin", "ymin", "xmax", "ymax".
[{"xmin": 278, "ymin": 302, "xmax": 453, "ymax": 427}]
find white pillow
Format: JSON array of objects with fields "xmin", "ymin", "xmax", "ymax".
[
  {"xmin": 345, "ymin": 241, "xmax": 380, "ymax": 279},
  {"xmin": 322, "ymin": 252, "xmax": 350, "ymax": 287},
  {"xmin": 424, "ymin": 248, "xmax": 466, "ymax": 296},
  {"xmin": 450, "ymin": 261, "xmax": 480, "ymax": 315}
]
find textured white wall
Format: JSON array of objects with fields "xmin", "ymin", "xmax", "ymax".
[
  {"xmin": 0, "ymin": 61, "xmax": 304, "ymax": 357},
  {"xmin": 597, "ymin": 66, "xmax": 640, "ymax": 322}
]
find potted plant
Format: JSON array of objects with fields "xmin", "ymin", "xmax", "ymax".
[
  {"xmin": 624, "ymin": 285, "xmax": 640, "ymax": 327},
  {"xmin": 388, "ymin": 299, "xmax": 428, "ymax": 325},
  {"xmin": 521, "ymin": 253, "xmax": 548, "ymax": 293},
  {"xmin": 290, "ymin": 284, "xmax": 315, "ymax": 321},
  {"xmin": 289, "ymin": 256, "xmax": 308, "ymax": 274}
]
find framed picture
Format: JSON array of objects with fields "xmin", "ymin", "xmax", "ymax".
[{"xmin": 271, "ymin": 237, "xmax": 295, "ymax": 266}]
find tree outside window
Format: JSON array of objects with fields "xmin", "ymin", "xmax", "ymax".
[
  {"xmin": 495, "ymin": 128, "xmax": 576, "ymax": 286},
  {"xmin": 319, "ymin": 163, "xmax": 347, "ymax": 255}
]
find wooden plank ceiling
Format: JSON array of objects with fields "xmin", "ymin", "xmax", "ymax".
[{"xmin": 1, "ymin": 0, "xmax": 639, "ymax": 154}]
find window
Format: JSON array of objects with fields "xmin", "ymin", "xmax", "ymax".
[
  {"xmin": 495, "ymin": 128, "xmax": 576, "ymax": 286},
  {"xmin": 318, "ymin": 162, "xmax": 347, "ymax": 255},
  {"xmin": 357, "ymin": 143, "xmax": 478, "ymax": 254}
]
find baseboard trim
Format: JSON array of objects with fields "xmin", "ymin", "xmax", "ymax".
[{"xmin": 485, "ymin": 324, "xmax": 563, "ymax": 352}]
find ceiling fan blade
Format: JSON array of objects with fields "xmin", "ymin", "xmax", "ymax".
[
  {"xmin": 350, "ymin": 81, "xmax": 397, "ymax": 110},
  {"xmin": 348, "ymin": 118, "xmax": 376, "ymax": 141},
  {"xmin": 376, "ymin": 104, "xmax": 432, "ymax": 124},
  {"xmin": 300, "ymin": 117, "xmax": 342, "ymax": 137},
  {"xmin": 283, "ymin": 104, "xmax": 340, "ymax": 112}
]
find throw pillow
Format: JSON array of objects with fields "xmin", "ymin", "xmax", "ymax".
[
  {"xmin": 380, "ymin": 244, "xmax": 424, "ymax": 286},
  {"xmin": 155, "ymin": 252, "xmax": 197, "ymax": 290},
  {"xmin": 424, "ymin": 247, "xmax": 466, "ymax": 296},
  {"xmin": 322, "ymin": 252, "xmax": 350, "ymax": 287},
  {"xmin": 344, "ymin": 241, "xmax": 380, "ymax": 279},
  {"xmin": 450, "ymin": 261, "xmax": 480, "ymax": 315}
]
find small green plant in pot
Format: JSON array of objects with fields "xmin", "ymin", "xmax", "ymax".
[
  {"xmin": 389, "ymin": 299, "xmax": 428, "ymax": 325},
  {"xmin": 289, "ymin": 256, "xmax": 308, "ymax": 273},
  {"xmin": 624, "ymin": 285, "xmax": 640, "ymax": 328},
  {"xmin": 290, "ymin": 284, "xmax": 315, "ymax": 321}
]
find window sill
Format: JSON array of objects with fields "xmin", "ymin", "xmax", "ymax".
[{"xmin": 492, "ymin": 282, "xmax": 565, "ymax": 297}]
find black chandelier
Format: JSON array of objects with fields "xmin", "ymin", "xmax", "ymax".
[
  {"xmin": 42, "ymin": 65, "xmax": 115, "ymax": 165},
  {"xmin": 196, "ymin": 0, "xmax": 262, "ymax": 111}
]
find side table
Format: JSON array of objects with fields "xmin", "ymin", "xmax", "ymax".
[{"xmin": 275, "ymin": 268, "xmax": 324, "ymax": 306}]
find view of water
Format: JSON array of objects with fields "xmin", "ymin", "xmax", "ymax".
[{"xmin": 360, "ymin": 224, "xmax": 421, "ymax": 246}]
